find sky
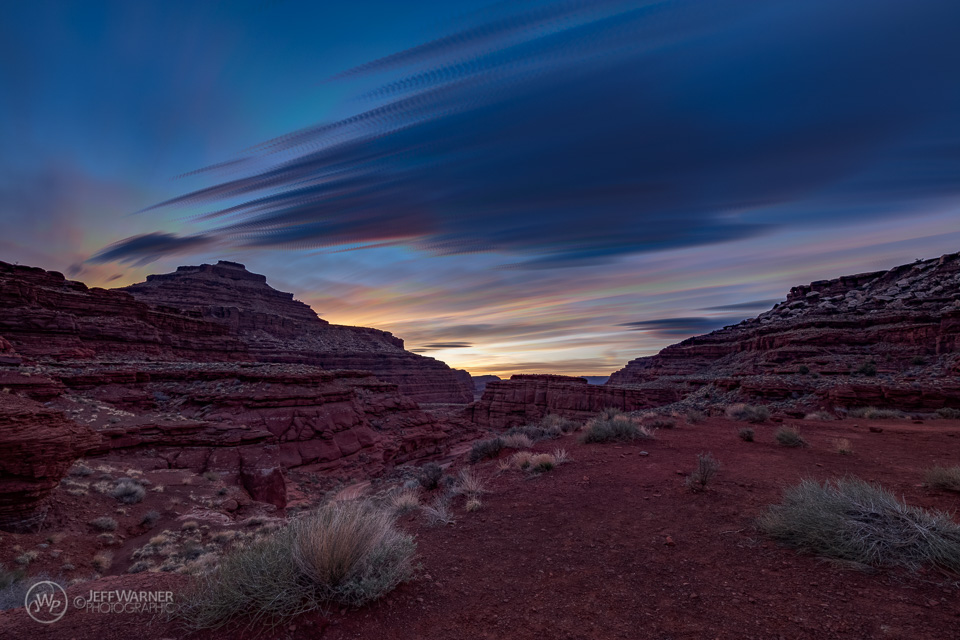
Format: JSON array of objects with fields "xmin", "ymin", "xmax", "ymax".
[{"xmin": 2, "ymin": 0, "xmax": 960, "ymax": 377}]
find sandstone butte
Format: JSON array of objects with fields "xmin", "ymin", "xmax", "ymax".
[
  {"xmin": 470, "ymin": 251, "xmax": 960, "ymax": 428},
  {"xmin": 0, "ymin": 260, "xmax": 477, "ymax": 530}
]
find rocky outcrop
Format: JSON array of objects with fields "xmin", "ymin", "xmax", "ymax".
[
  {"xmin": 608, "ymin": 252, "xmax": 960, "ymax": 410},
  {"xmin": 118, "ymin": 261, "xmax": 473, "ymax": 403},
  {"xmin": 0, "ymin": 335, "xmax": 20, "ymax": 366},
  {"xmin": 468, "ymin": 374, "xmax": 681, "ymax": 428},
  {"xmin": 44, "ymin": 362, "xmax": 475, "ymax": 506},
  {"xmin": 0, "ymin": 394, "xmax": 98, "ymax": 531}
]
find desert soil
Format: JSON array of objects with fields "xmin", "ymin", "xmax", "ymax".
[{"xmin": 2, "ymin": 416, "xmax": 960, "ymax": 639}]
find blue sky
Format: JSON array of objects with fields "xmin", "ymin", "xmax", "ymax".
[{"xmin": 2, "ymin": 0, "xmax": 960, "ymax": 376}]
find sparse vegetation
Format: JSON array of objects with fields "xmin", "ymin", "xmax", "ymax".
[
  {"xmin": 580, "ymin": 413, "xmax": 652, "ymax": 444},
  {"xmin": 924, "ymin": 466, "xmax": 960, "ymax": 492},
  {"xmin": 775, "ymin": 426, "xmax": 807, "ymax": 448},
  {"xmin": 911, "ymin": 356, "xmax": 927, "ymax": 366},
  {"xmin": 647, "ymin": 418, "xmax": 676, "ymax": 430},
  {"xmin": 726, "ymin": 403, "xmax": 769, "ymax": 423},
  {"xmin": 90, "ymin": 516, "xmax": 118, "ymax": 532},
  {"xmin": 140, "ymin": 510, "xmax": 161, "ymax": 527},
  {"xmin": 847, "ymin": 407, "xmax": 904, "ymax": 420},
  {"xmin": 854, "ymin": 361, "xmax": 878, "ymax": 377},
  {"xmin": 465, "ymin": 497, "xmax": 482, "ymax": 512},
  {"xmin": 469, "ymin": 437, "xmax": 504, "ymax": 463},
  {"xmin": 111, "ymin": 478, "xmax": 146, "ymax": 504},
  {"xmin": 758, "ymin": 478, "xmax": 960, "ymax": 573},
  {"xmin": 178, "ymin": 499, "xmax": 415, "ymax": 629},
  {"xmin": 936, "ymin": 407, "xmax": 960, "ymax": 420},
  {"xmin": 0, "ymin": 564, "xmax": 26, "ymax": 611},
  {"xmin": 834, "ymin": 438, "xmax": 853, "ymax": 455},
  {"xmin": 417, "ymin": 463, "xmax": 443, "ymax": 490},
  {"xmin": 540, "ymin": 414, "xmax": 579, "ymax": 434},
  {"xmin": 686, "ymin": 453, "xmax": 719, "ymax": 491},
  {"xmin": 456, "ymin": 468, "xmax": 486, "ymax": 496},
  {"xmin": 15, "ymin": 551, "xmax": 38, "ymax": 566},
  {"xmin": 797, "ymin": 365, "xmax": 810, "ymax": 375},
  {"xmin": 182, "ymin": 521, "xmax": 199, "ymax": 531},
  {"xmin": 69, "ymin": 462, "xmax": 94, "ymax": 477},
  {"xmin": 686, "ymin": 409, "xmax": 706, "ymax": 424},
  {"xmin": 738, "ymin": 428, "xmax": 755, "ymax": 442},
  {"xmin": 805, "ymin": 411, "xmax": 833, "ymax": 421},
  {"xmin": 500, "ymin": 433, "xmax": 534, "ymax": 449}
]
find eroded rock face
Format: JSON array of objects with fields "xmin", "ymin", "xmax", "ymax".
[
  {"xmin": 608, "ymin": 252, "xmax": 960, "ymax": 409},
  {"xmin": 48, "ymin": 363, "xmax": 473, "ymax": 507},
  {"xmin": 468, "ymin": 374, "xmax": 680, "ymax": 428},
  {"xmin": 0, "ymin": 394, "xmax": 97, "ymax": 531},
  {"xmin": 118, "ymin": 261, "xmax": 473, "ymax": 403}
]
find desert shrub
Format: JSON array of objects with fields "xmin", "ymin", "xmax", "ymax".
[
  {"xmin": 505, "ymin": 423, "xmax": 562, "ymax": 443},
  {"xmin": 580, "ymin": 414, "xmax": 652, "ymax": 444},
  {"xmin": 528, "ymin": 453, "xmax": 556, "ymax": 473},
  {"xmin": 686, "ymin": 453, "xmax": 719, "ymax": 491},
  {"xmin": 140, "ymin": 510, "xmax": 161, "ymax": 527},
  {"xmin": 465, "ymin": 498, "xmax": 482, "ymax": 512},
  {"xmin": 507, "ymin": 451, "xmax": 533, "ymax": 471},
  {"xmin": 758, "ymin": 478, "xmax": 960, "ymax": 572},
  {"xmin": 111, "ymin": 479, "xmax": 146, "ymax": 504},
  {"xmin": 179, "ymin": 500, "xmax": 415, "ymax": 629},
  {"xmin": 388, "ymin": 488, "xmax": 420, "ymax": 514},
  {"xmin": 422, "ymin": 495, "xmax": 455, "ymax": 527},
  {"xmin": 805, "ymin": 411, "xmax": 833, "ymax": 421},
  {"xmin": 726, "ymin": 404, "xmax": 769, "ymax": 423},
  {"xmin": 797, "ymin": 365, "xmax": 810, "ymax": 375},
  {"xmin": 834, "ymin": 438, "xmax": 854, "ymax": 455},
  {"xmin": 925, "ymin": 466, "xmax": 960, "ymax": 492},
  {"xmin": 128, "ymin": 560, "xmax": 154, "ymax": 574},
  {"xmin": 647, "ymin": 418, "xmax": 676, "ymax": 430},
  {"xmin": 540, "ymin": 414, "xmax": 579, "ymax": 434},
  {"xmin": 468, "ymin": 437, "xmax": 504, "ymax": 463},
  {"xmin": 854, "ymin": 361, "xmax": 878, "ymax": 377},
  {"xmin": 936, "ymin": 407, "xmax": 960, "ymax": 420},
  {"xmin": 686, "ymin": 409, "xmax": 706, "ymax": 424},
  {"xmin": 69, "ymin": 462, "xmax": 94, "ymax": 477},
  {"xmin": 738, "ymin": 428, "xmax": 755, "ymax": 442},
  {"xmin": 775, "ymin": 426, "xmax": 807, "ymax": 448},
  {"xmin": 911, "ymin": 356, "xmax": 927, "ymax": 366},
  {"xmin": 15, "ymin": 551, "xmax": 37, "ymax": 566},
  {"xmin": 598, "ymin": 407, "xmax": 626, "ymax": 420},
  {"xmin": 500, "ymin": 433, "xmax": 534, "ymax": 450},
  {"xmin": 0, "ymin": 564, "xmax": 25, "ymax": 611},
  {"xmin": 90, "ymin": 516, "xmax": 118, "ymax": 532},
  {"xmin": 417, "ymin": 463, "xmax": 443, "ymax": 490},
  {"xmin": 848, "ymin": 407, "xmax": 904, "ymax": 420},
  {"xmin": 182, "ymin": 521, "xmax": 199, "ymax": 531},
  {"xmin": 552, "ymin": 448, "xmax": 570, "ymax": 465}
]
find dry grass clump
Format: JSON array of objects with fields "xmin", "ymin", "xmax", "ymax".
[
  {"xmin": 500, "ymin": 433, "xmax": 535, "ymax": 450},
  {"xmin": 552, "ymin": 448, "xmax": 570, "ymax": 465},
  {"xmin": 465, "ymin": 497, "xmax": 482, "ymax": 512},
  {"xmin": 686, "ymin": 453, "xmax": 719, "ymax": 491},
  {"xmin": 833, "ymin": 438, "xmax": 854, "ymax": 455},
  {"xmin": 726, "ymin": 403, "xmax": 769, "ymax": 423},
  {"xmin": 15, "ymin": 551, "xmax": 38, "ymax": 566},
  {"xmin": 178, "ymin": 500, "xmax": 415, "ymax": 629},
  {"xmin": 935, "ymin": 407, "xmax": 960, "ymax": 419},
  {"xmin": 924, "ymin": 466, "xmax": 960, "ymax": 492},
  {"xmin": 140, "ymin": 510, "xmax": 161, "ymax": 527},
  {"xmin": 388, "ymin": 488, "xmax": 421, "ymax": 514},
  {"xmin": 456, "ymin": 468, "xmax": 486, "ymax": 496},
  {"xmin": 580, "ymin": 413, "xmax": 652, "ymax": 444},
  {"xmin": 847, "ymin": 407, "xmax": 904, "ymax": 420},
  {"xmin": 421, "ymin": 495, "xmax": 455, "ymax": 527},
  {"xmin": 111, "ymin": 479, "xmax": 146, "ymax": 504},
  {"xmin": 805, "ymin": 411, "xmax": 834, "ymax": 421},
  {"xmin": 90, "ymin": 516, "xmax": 118, "ymax": 532},
  {"xmin": 469, "ymin": 437, "xmax": 504, "ymax": 463},
  {"xmin": 69, "ymin": 462, "xmax": 94, "ymax": 477},
  {"xmin": 92, "ymin": 551, "xmax": 113, "ymax": 573},
  {"xmin": 528, "ymin": 453, "xmax": 556, "ymax": 473},
  {"xmin": 775, "ymin": 426, "xmax": 807, "ymax": 448},
  {"xmin": 686, "ymin": 409, "xmax": 706, "ymax": 424},
  {"xmin": 182, "ymin": 521, "xmax": 199, "ymax": 531},
  {"xmin": 738, "ymin": 428, "xmax": 755, "ymax": 442},
  {"xmin": 758, "ymin": 478, "xmax": 960, "ymax": 573}
]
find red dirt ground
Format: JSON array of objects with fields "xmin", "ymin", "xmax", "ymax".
[{"xmin": 3, "ymin": 416, "xmax": 960, "ymax": 639}]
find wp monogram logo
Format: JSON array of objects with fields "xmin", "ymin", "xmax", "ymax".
[{"xmin": 24, "ymin": 580, "xmax": 68, "ymax": 624}]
